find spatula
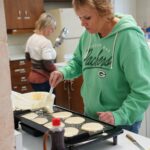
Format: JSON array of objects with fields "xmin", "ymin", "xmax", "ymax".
[
  {"xmin": 49, "ymin": 86, "xmax": 54, "ymax": 96},
  {"xmin": 44, "ymin": 87, "xmax": 54, "ymax": 113}
]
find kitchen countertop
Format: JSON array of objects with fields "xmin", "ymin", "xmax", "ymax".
[{"xmin": 20, "ymin": 129, "xmax": 150, "ymax": 150}]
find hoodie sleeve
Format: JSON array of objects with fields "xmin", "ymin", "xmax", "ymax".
[{"xmin": 112, "ymin": 30, "xmax": 150, "ymax": 125}]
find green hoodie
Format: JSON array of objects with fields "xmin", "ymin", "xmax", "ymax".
[{"xmin": 59, "ymin": 15, "xmax": 150, "ymax": 126}]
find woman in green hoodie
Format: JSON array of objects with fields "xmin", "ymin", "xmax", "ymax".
[{"xmin": 49, "ymin": 0, "xmax": 150, "ymax": 133}]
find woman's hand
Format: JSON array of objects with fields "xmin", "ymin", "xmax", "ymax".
[
  {"xmin": 97, "ymin": 112, "xmax": 115, "ymax": 125},
  {"xmin": 49, "ymin": 71, "xmax": 64, "ymax": 88}
]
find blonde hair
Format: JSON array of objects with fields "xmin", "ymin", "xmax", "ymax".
[
  {"xmin": 34, "ymin": 13, "xmax": 56, "ymax": 33},
  {"xmin": 72, "ymin": 0, "xmax": 114, "ymax": 20}
]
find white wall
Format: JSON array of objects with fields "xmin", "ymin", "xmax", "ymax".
[
  {"xmin": 114, "ymin": 0, "xmax": 137, "ymax": 19},
  {"xmin": 114, "ymin": 0, "xmax": 150, "ymax": 28},
  {"xmin": 136, "ymin": 0, "xmax": 150, "ymax": 27}
]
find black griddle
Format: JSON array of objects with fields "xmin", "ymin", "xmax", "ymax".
[{"xmin": 14, "ymin": 105, "xmax": 123, "ymax": 148}]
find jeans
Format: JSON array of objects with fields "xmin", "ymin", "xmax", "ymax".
[
  {"xmin": 118, "ymin": 121, "xmax": 142, "ymax": 134},
  {"xmin": 31, "ymin": 81, "xmax": 50, "ymax": 92}
]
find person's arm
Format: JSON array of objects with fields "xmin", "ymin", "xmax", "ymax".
[{"xmin": 42, "ymin": 60, "xmax": 56, "ymax": 72}]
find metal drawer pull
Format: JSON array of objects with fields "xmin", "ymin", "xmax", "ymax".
[
  {"xmin": 21, "ymin": 86, "xmax": 27, "ymax": 91},
  {"xmin": 14, "ymin": 68, "xmax": 26, "ymax": 73},
  {"xmin": 70, "ymin": 80, "xmax": 74, "ymax": 91},
  {"xmin": 21, "ymin": 76, "xmax": 27, "ymax": 82},
  {"xmin": 19, "ymin": 61, "xmax": 25, "ymax": 65},
  {"xmin": 63, "ymin": 80, "xmax": 68, "ymax": 91},
  {"xmin": 17, "ymin": 10, "xmax": 22, "ymax": 20},
  {"xmin": 13, "ymin": 86, "xmax": 18, "ymax": 89},
  {"xmin": 24, "ymin": 10, "xmax": 30, "ymax": 19}
]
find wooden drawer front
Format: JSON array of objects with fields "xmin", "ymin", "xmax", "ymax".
[
  {"xmin": 10, "ymin": 60, "xmax": 31, "ymax": 69},
  {"xmin": 10, "ymin": 60, "xmax": 33, "ymax": 93},
  {"xmin": 11, "ymin": 74, "xmax": 29, "ymax": 85},
  {"xmin": 12, "ymin": 84, "xmax": 33, "ymax": 93},
  {"xmin": 11, "ymin": 67, "xmax": 30, "ymax": 76}
]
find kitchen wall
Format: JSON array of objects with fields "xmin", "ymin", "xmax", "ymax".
[
  {"xmin": 114, "ymin": 0, "xmax": 150, "ymax": 28},
  {"xmin": 136, "ymin": 0, "xmax": 150, "ymax": 27},
  {"xmin": 114, "ymin": 0, "xmax": 136, "ymax": 19},
  {"xmin": 8, "ymin": 33, "xmax": 32, "ymax": 60}
]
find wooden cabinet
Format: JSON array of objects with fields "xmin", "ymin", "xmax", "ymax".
[
  {"xmin": 10, "ymin": 59, "xmax": 33, "ymax": 93},
  {"xmin": 44, "ymin": 0, "xmax": 71, "ymax": 2},
  {"xmin": 4, "ymin": 0, "xmax": 44, "ymax": 30},
  {"xmin": 55, "ymin": 76, "xmax": 84, "ymax": 113}
]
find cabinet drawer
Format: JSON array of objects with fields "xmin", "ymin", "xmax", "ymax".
[
  {"xmin": 10, "ymin": 60, "xmax": 31, "ymax": 69},
  {"xmin": 11, "ymin": 67, "xmax": 30, "ymax": 76},
  {"xmin": 11, "ymin": 74, "xmax": 29, "ymax": 85},
  {"xmin": 12, "ymin": 84, "xmax": 33, "ymax": 93}
]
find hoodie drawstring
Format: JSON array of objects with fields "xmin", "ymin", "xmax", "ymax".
[{"xmin": 110, "ymin": 32, "xmax": 118, "ymax": 69}]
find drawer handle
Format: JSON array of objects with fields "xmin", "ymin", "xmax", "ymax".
[
  {"xmin": 14, "ymin": 68, "xmax": 26, "ymax": 73},
  {"xmin": 70, "ymin": 80, "xmax": 74, "ymax": 91},
  {"xmin": 63, "ymin": 80, "xmax": 68, "ymax": 91},
  {"xmin": 13, "ymin": 86, "xmax": 18, "ymax": 89},
  {"xmin": 21, "ymin": 86, "xmax": 27, "ymax": 91},
  {"xmin": 19, "ymin": 60, "xmax": 25, "ymax": 65},
  {"xmin": 24, "ymin": 10, "xmax": 30, "ymax": 19},
  {"xmin": 17, "ymin": 10, "xmax": 22, "ymax": 20},
  {"xmin": 21, "ymin": 77, "xmax": 27, "ymax": 82}
]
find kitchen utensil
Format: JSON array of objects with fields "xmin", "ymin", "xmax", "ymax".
[
  {"xmin": 44, "ymin": 87, "xmax": 55, "ymax": 113},
  {"xmin": 126, "ymin": 134, "xmax": 145, "ymax": 150},
  {"xmin": 49, "ymin": 86, "xmax": 54, "ymax": 96},
  {"xmin": 53, "ymin": 27, "xmax": 69, "ymax": 48}
]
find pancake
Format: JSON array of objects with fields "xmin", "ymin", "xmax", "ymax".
[
  {"xmin": 52, "ymin": 111, "xmax": 72, "ymax": 119},
  {"xmin": 64, "ymin": 116, "xmax": 85, "ymax": 125},
  {"xmin": 32, "ymin": 117, "xmax": 48, "ymax": 124},
  {"xmin": 81, "ymin": 122, "xmax": 104, "ymax": 132},
  {"xmin": 44, "ymin": 122, "xmax": 65, "ymax": 129},
  {"xmin": 64, "ymin": 127, "xmax": 79, "ymax": 137},
  {"xmin": 22, "ymin": 112, "xmax": 38, "ymax": 120}
]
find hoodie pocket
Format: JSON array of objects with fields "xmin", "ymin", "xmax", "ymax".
[{"xmin": 81, "ymin": 83, "xmax": 106, "ymax": 119}]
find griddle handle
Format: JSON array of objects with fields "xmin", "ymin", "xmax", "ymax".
[{"xmin": 113, "ymin": 135, "xmax": 117, "ymax": 145}]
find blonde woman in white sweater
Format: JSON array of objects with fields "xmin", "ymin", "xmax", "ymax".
[{"xmin": 25, "ymin": 12, "xmax": 57, "ymax": 92}]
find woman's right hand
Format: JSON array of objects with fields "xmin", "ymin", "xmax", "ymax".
[{"xmin": 49, "ymin": 71, "xmax": 64, "ymax": 88}]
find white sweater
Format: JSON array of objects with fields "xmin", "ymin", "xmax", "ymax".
[{"xmin": 25, "ymin": 33, "xmax": 56, "ymax": 61}]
